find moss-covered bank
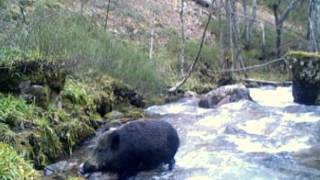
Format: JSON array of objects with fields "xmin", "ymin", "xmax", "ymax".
[{"xmin": 0, "ymin": 55, "xmax": 146, "ymax": 179}]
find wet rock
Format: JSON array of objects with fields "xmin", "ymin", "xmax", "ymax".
[
  {"xmin": 20, "ymin": 84, "xmax": 50, "ymax": 108},
  {"xmin": 199, "ymin": 84, "xmax": 253, "ymax": 108},
  {"xmin": 44, "ymin": 160, "xmax": 76, "ymax": 176},
  {"xmin": 286, "ymin": 51, "xmax": 320, "ymax": 105},
  {"xmin": 0, "ymin": 60, "xmax": 66, "ymax": 108},
  {"xmin": 292, "ymin": 80, "xmax": 320, "ymax": 105},
  {"xmin": 85, "ymin": 172, "xmax": 117, "ymax": 180},
  {"xmin": 184, "ymin": 91, "xmax": 198, "ymax": 98}
]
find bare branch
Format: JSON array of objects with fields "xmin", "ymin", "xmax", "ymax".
[
  {"xmin": 279, "ymin": 0, "xmax": 300, "ymax": 24},
  {"xmin": 168, "ymin": 1, "xmax": 215, "ymax": 92}
]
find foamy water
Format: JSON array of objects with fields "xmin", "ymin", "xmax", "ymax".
[{"xmin": 141, "ymin": 87, "xmax": 320, "ymax": 180}]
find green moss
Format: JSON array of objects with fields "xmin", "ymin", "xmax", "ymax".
[
  {"xmin": 0, "ymin": 143, "xmax": 41, "ymax": 180},
  {"xmin": 0, "ymin": 58, "xmax": 66, "ymax": 103},
  {"xmin": 63, "ymin": 79, "xmax": 92, "ymax": 106},
  {"xmin": 286, "ymin": 51, "xmax": 320, "ymax": 60},
  {"xmin": 0, "ymin": 94, "xmax": 97, "ymax": 168},
  {"xmin": 67, "ymin": 177, "xmax": 86, "ymax": 180},
  {"xmin": 286, "ymin": 51, "xmax": 320, "ymax": 83},
  {"xmin": 120, "ymin": 107, "xmax": 145, "ymax": 119}
]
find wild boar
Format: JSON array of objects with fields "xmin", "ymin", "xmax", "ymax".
[{"xmin": 80, "ymin": 119, "xmax": 180, "ymax": 180}]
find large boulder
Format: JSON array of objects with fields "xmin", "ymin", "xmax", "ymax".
[
  {"xmin": 286, "ymin": 51, "xmax": 320, "ymax": 105},
  {"xmin": 199, "ymin": 84, "xmax": 253, "ymax": 108}
]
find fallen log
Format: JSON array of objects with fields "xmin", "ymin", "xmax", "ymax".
[{"xmin": 243, "ymin": 78, "xmax": 292, "ymax": 88}]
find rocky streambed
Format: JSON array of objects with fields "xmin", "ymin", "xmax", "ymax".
[{"xmin": 45, "ymin": 85, "xmax": 320, "ymax": 180}]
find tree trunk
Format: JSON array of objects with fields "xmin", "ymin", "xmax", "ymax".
[
  {"xmin": 179, "ymin": 0, "xmax": 186, "ymax": 77},
  {"xmin": 149, "ymin": 29, "xmax": 155, "ymax": 60},
  {"xmin": 242, "ymin": 0, "xmax": 257, "ymax": 50},
  {"xmin": 272, "ymin": 0, "xmax": 300, "ymax": 57},
  {"xmin": 273, "ymin": 3, "xmax": 281, "ymax": 57},
  {"xmin": 225, "ymin": 0, "xmax": 234, "ymax": 69},
  {"xmin": 248, "ymin": 0, "xmax": 257, "ymax": 47},
  {"xmin": 260, "ymin": 22, "xmax": 266, "ymax": 59},
  {"xmin": 308, "ymin": 0, "xmax": 319, "ymax": 52},
  {"xmin": 104, "ymin": 0, "xmax": 111, "ymax": 31},
  {"xmin": 275, "ymin": 23, "xmax": 282, "ymax": 58},
  {"xmin": 242, "ymin": 0, "xmax": 250, "ymax": 49}
]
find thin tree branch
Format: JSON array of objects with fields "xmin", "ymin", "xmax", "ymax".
[
  {"xmin": 104, "ymin": 0, "xmax": 111, "ymax": 30},
  {"xmin": 168, "ymin": 1, "xmax": 214, "ymax": 92},
  {"xmin": 279, "ymin": 0, "xmax": 300, "ymax": 24}
]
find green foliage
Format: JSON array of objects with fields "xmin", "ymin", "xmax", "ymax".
[
  {"xmin": 0, "ymin": 0, "xmax": 7, "ymax": 8},
  {"xmin": 63, "ymin": 79, "xmax": 92, "ymax": 106},
  {"xmin": 0, "ymin": 93, "xmax": 97, "ymax": 168},
  {"xmin": 55, "ymin": 120, "xmax": 94, "ymax": 155},
  {"xmin": 1, "ymin": 3, "xmax": 166, "ymax": 94},
  {"xmin": 0, "ymin": 143, "xmax": 40, "ymax": 180},
  {"xmin": 0, "ymin": 48, "xmax": 42, "ymax": 65},
  {"xmin": 0, "ymin": 94, "xmax": 41, "ymax": 128},
  {"xmin": 0, "ymin": 123, "xmax": 16, "ymax": 144}
]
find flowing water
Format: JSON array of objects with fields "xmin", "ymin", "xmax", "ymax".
[
  {"xmin": 135, "ymin": 86, "xmax": 320, "ymax": 180},
  {"xmin": 54, "ymin": 86, "xmax": 320, "ymax": 180}
]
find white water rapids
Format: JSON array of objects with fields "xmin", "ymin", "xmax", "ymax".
[{"xmin": 137, "ymin": 86, "xmax": 320, "ymax": 180}]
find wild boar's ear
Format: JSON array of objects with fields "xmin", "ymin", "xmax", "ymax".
[{"xmin": 109, "ymin": 131, "xmax": 120, "ymax": 151}]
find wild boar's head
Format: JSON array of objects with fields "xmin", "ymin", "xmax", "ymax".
[{"xmin": 80, "ymin": 130, "xmax": 120, "ymax": 174}]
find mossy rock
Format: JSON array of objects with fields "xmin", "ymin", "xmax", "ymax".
[
  {"xmin": 120, "ymin": 107, "xmax": 146, "ymax": 119},
  {"xmin": 286, "ymin": 51, "xmax": 320, "ymax": 105},
  {"xmin": 94, "ymin": 92, "xmax": 113, "ymax": 117},
  {"xmin": 286, "ymin": 51, "xmax": 320, "ymax": 83},
  {"xmin": 286, "ymin": 51, "xmax": 320, "ymax": 60},
  {"xmin": 0, "ymin": 52, "xmax": 66, "ymax": 93},
  {"xmin": 0, "ymin": 58, "xmax": 66, "ymax": 108},
  {"xmin": 0, "ymin": 143, "xmax": 41, "ymax": 180},
  {"xmin": 94, "ymin": 75, "xmax": 145, "ymax": 107}
]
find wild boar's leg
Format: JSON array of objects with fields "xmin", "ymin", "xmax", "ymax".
[{"xmin": 168, "ymin": 158, "xmax": 176, "ymax": 171}]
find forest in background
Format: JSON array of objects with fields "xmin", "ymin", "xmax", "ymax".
[{"xmin": 0, "ymin": 0, "xmax": 320, "ymax": 179}]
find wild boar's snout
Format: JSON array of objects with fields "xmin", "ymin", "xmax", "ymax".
[{"xmin": 79, "ymin": 160, "xmax": 97, "ymax": 175}]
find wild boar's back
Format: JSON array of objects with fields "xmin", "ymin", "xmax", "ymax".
[{"xmin": 114, "ymin": 120, "xmax": 179, "ymax": 170}]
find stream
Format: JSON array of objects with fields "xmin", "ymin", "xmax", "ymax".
[{"xmin": 49, "ymin": 86, "xmax": 320, "ymax": 180}]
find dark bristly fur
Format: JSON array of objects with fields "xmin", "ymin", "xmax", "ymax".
[{"xmin": 80, "ymin": 120, "xmax": 180, "ymax": 180}]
